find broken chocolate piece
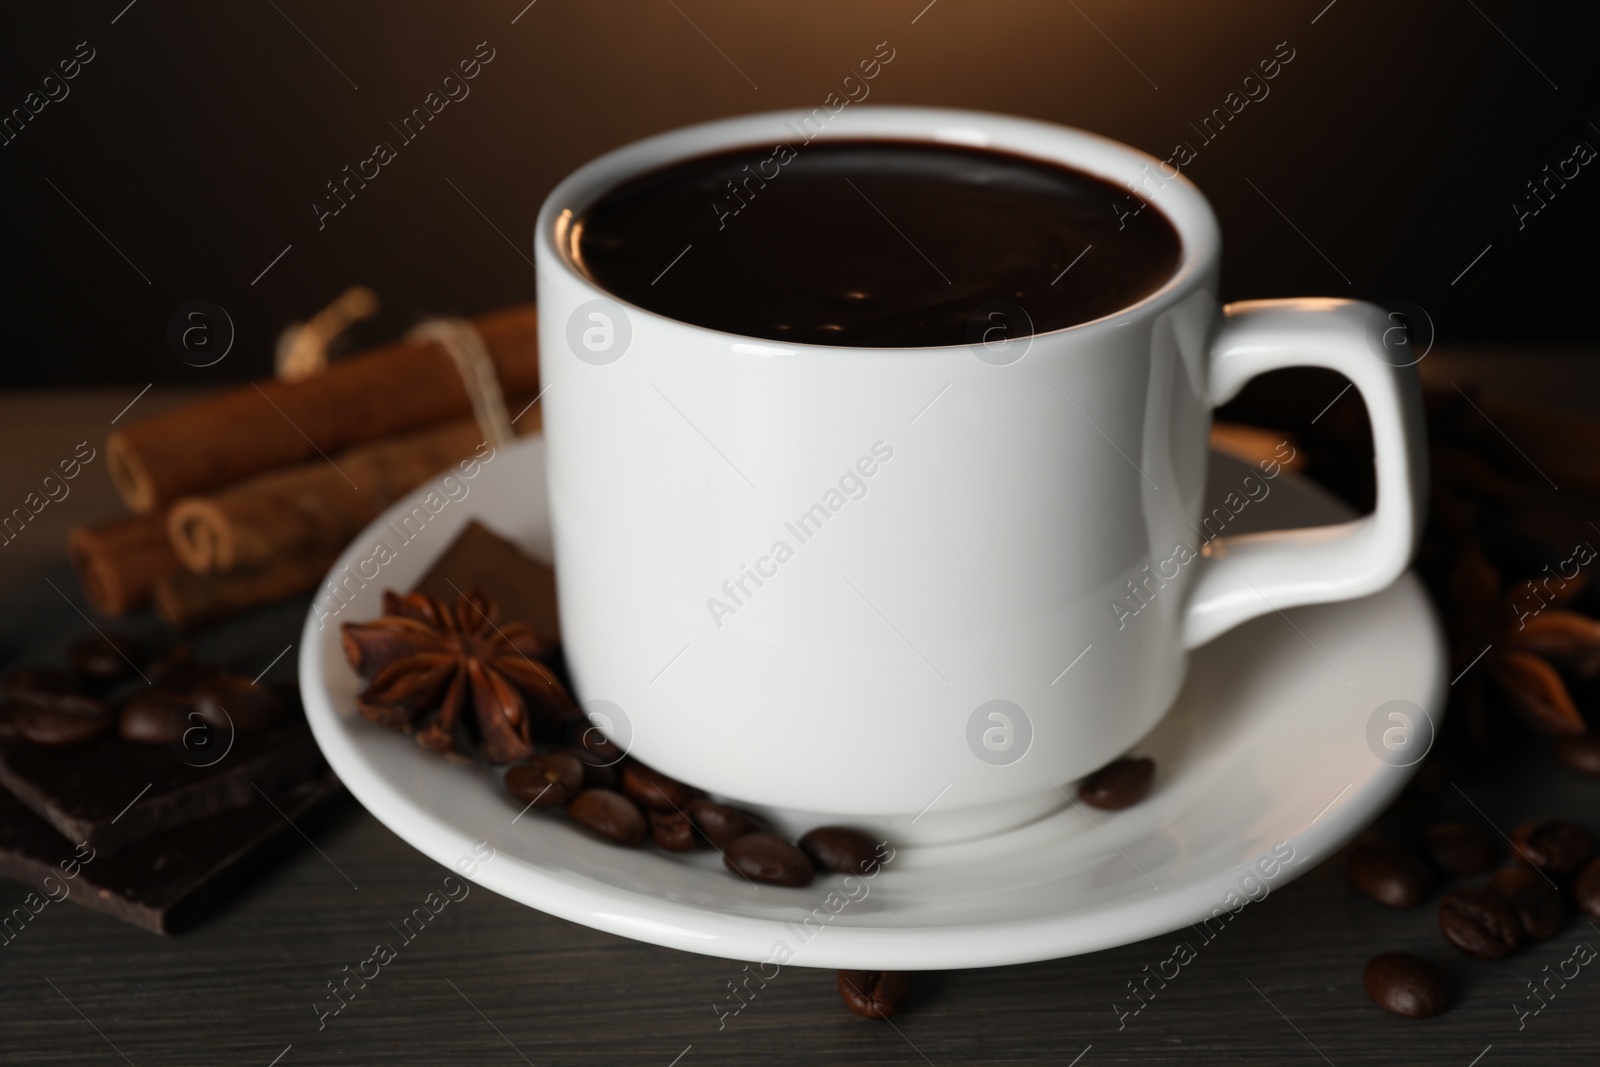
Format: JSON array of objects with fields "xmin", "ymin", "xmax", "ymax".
[
  {"xmin": 0, "ymin": 770, "xmax": 344, "ymax": 935},
  {"xmin": 0, "ymin": 694, "xmax": 322, "ymax": 853},
  {"xmin": 411, "ymin": 520, "xmax": 561, "ymax": 647}
]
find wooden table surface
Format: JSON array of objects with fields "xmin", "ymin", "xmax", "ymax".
[{"xmin": 3, "ymin": 358, "xmax": 1598, "ymax": 1067}]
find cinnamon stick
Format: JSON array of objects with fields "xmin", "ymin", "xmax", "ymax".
[
  {"xmin": 166, "ymin": 417, "xmax": 493, "ymax": 573},
  {"xmin": 67, "ymin": 512, "xmax": 185, "ymax": 616},
  {"xmin": 153, "ymin": 552, "xmax": 337, "ymax": 629},
  {"xmin": 107, "ymin": 305, "xmax": 538, "ymax": 513}
]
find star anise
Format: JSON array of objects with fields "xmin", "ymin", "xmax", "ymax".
[
  {"xmin": 1448, "ymin": 543, "xmax": 1598, "ymax": 739},
  {"xmin": 340, "ymin": 589, "xmax": 576, "ymax": 763}
]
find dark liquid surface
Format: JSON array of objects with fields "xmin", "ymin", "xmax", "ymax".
[{"xmin": 572, "ymin": 139, "xmax": 1183, "ymax": 348}]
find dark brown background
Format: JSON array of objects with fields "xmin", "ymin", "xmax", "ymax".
[{"xmin": 2, "ymin": 0, "xmax": 1597, "ymax": 387}]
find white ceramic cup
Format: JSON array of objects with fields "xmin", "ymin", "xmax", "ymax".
[{"xmin": 535, "ymin": 107, "xmax": 1426, "ymax": 844}]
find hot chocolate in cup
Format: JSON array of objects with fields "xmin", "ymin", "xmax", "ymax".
[{"xmin": 536, "ymin": 107, "xmax": 1425, "ymax": 844}]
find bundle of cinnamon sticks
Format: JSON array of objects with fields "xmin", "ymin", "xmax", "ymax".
[{"xmin": 70, "ymin": 305, "xmax": 540, "ymax": 627}]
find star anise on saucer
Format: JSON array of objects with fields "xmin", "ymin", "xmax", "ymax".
[
  {"xmin": 341, "ymin": 589, "xmax": 576, "ymax": 763},
  {"xmin": 1448, "ymin": 543, "xmax": 1598, "ymax": 739}
]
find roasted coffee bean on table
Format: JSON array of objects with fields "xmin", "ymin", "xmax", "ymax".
[
  {"xmin": 191, "ymin": 675, "xmax": 285, "ymax": 736},
  {"xmin": 620, "ymin": 762, "xmax": 700, "ymax": 811},
  {"xmin": 566, "ymin": 788, "xmax": 647, "ymax": 846},
  {"xmin": 1077, "ymin": 756, "xmax": 1155, "ymax": 810},
  {"xmin": 1510, "ymin": 820, "xmax": 1595, "ymax": 876},
  {"xmin": 686, "ymin": 798, "xmax": 762, "ymax": 852},
  {"xmin": 1423, "ymin": 822, "xmax": 1498, "ymax": 877},
  {"xmin": 13, "ymin": 706, "xmax": 112, "ymax": 746},
  {"xmin": 67, "ymin": 632, "xmax": 142, "ymax": 682},
  {"xmin": 3, "ymin": 667, "xmax": 108, "ymax": 717},
  {"xmin": 725, "ymin": 832, "xmax": 814, "ymax": 887},
  {"xmin": 1574, "ymin": 856, "xmax": 1600, "ymax": 921},
  {"xmin": 505, "ymin": 752, "xmax": 585, "ymax": 807},
  {"xmin": 1488, "ymin": 864, "xmax": 1566, "ymax": 940},
  {"xmin": 1439, "ymin": 887, "xmax": 1524, "ymax": 959},
  {"xmin": 836, "ymin": 970, "xmax": 911, "ymax": 1020},
  {"xmin": 146, "ymin": 647, "xmax": 223, "ymax": 693},
  {"xmin": 648, "ymin": 809, "xmax": 699, "ymax": 852},
  {"xmin": 1363, "ymin": 952, "xmax": 1449, "ymax": 1019},
  {"xmin": 1554, "ymin": 735, "xmax": 1600, "ymax": 778},
  {"xmin": 1348, "ymin": 840, "xmax": 1435, "ymax": 908},
  {"xmin": 118, "ymin": 690, "xmax": 193, "ymax": 745},
  {"xmin": 799, "ymin": 826, "xmax": 880, "ymax": 875}
]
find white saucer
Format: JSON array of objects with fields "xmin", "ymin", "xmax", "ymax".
[{"xmin": 299, "ymin": 438, "xmax": 1446, "ymax": 970}]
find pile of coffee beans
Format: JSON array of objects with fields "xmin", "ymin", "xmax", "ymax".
[
  {"xmin": 501, "ymin": 719, "xmax": 912, "ymax": 1018},
  {"xmin": 502, "ymin": 734, "xmax": 1156, "ymax": 1018},
  {"xmin": 1351, "ymin": 811, "xmax": 1600, "ymax": 1018},
  {"xmin": 502, "ymin": 719, "xmax": 887, "ymax": 889},
  {"xmin": 1, "ymin": 635, "xmax": 284, "ymax": 747}
]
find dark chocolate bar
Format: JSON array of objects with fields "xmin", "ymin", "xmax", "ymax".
[{"xmin": 0, "ymin": 769, "xmax": 344, "ymax": 935}]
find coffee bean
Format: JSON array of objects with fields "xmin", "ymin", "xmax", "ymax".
[
  {"xmin": 1574, "ymin": 856, "xmax": 1600, "ymax": 921},
  {"xmin": 67, "ymin": 632, "xmax": 141, "ymax": 683},
  {"xmin": 685, "ymin": 798, "xmax": 762, "ymax": 852},
  {"xmin": 1077, "ymin": 756, "xmax": 1155, "ymax": 810},
  {"xmin": 799, "ymin": 826, "xmax": 881, "ymax": 875},
  {"xmin": 505, "ymin": 752, "xmax": 584, "ymax": 807},
  {"xmin": 725, "ymin": 833, "xmax": 814, "ymax": 887},
  {"xmin": 1554, "ymin": 735, "xmax": 1600, "ymax": 778},
  {"xmin": 192, "ymin": 675, "xmax": 285, "ymax": 736},
  {"xmin": 649, "ymin": 809, "xmax": 699, "ymax": 852},
  {"xmin": 3, "ymin": 668, "xmax": 107, "ymax": 717},
  {"xmin": 567, "ymin": 718, "xmax": 626, "ymax": 765},
  {"xmin": 1488, "ymin": 865, "xmax": 1565, "ymax": 940},
  {"xmin": 146, "ymin": 645, "xmax": 190, "ymax": 681},
  {"xmin": 554, "ymin": 746, "xmax": 618, "ymax": 790},
  {"xmin": 1363, "ymin": 953, "xmax": 1448, "ymax": 1019},
  {"xmin": 1424, "ymin": 822, "xmax": 1499, "ymax": 877},
  {"xmin": 15, "ymin": 706, "xmax": 111, "ymax": 746},
  {"xmin": 836, "ymin": 970, "xmax": 911, "ymax": 1020},
  {"xmin": 146, "ymin": 647, "xmax": 223, "ymax": 693},
  {"xmin": 566, "ymin": 789, "xmax": 646, "ymax": 846},
  {"xmin": 118, "ymin": 691, "xmax": 192, "ymax": 745},
  {"xmin": 1439, "ymin": 887, "xmax": 1524, "ymax": 959},
  {"xmin": 620, "ymin": 762, "xmax": 700, "ymax": 811},
  {"xmin": 1511, "ymin": 821, "xmax": 1595, "ymax": 876},
  {"xmin": 1348, "ymin": 841, "xmax": 1435, "ymax": 908}
]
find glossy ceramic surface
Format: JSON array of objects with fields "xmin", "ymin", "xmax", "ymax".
[{"xmin": 534, "ymin": 108, "xmax": 1426, "ymax": 834}]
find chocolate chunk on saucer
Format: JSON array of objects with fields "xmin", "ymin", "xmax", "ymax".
[
  {"xmin": 0, "ymin": 770, "xmax": 343, "ymax": 934},
  {"xmin": 0, "ymin": 695, "xmax": 322, "ymax": 853},
  {"xmin": 411, "ymin": 520, "xmax": 560, "ymax": 645}
]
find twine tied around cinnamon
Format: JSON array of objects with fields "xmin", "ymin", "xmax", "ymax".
[
  {"xmin": 407, "ymin": 317, "xmax": 516, "ymax": 448},
  {"xmin": 275, "ymin": 286, "xmax": 380, "ymax": 382},
  {"xmin": 276, "ymin": 288, "xmax": 515, "ymax": 448}
]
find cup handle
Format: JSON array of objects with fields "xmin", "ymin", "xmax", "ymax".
[{"xmin": 1181, "ymin": 298, "xmax": 1428, "ymax": 649}]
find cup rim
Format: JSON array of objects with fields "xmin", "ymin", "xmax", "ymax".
[{"xmin": 535, "ymin": 106, "xmax": 1221, "ymax": 355}]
